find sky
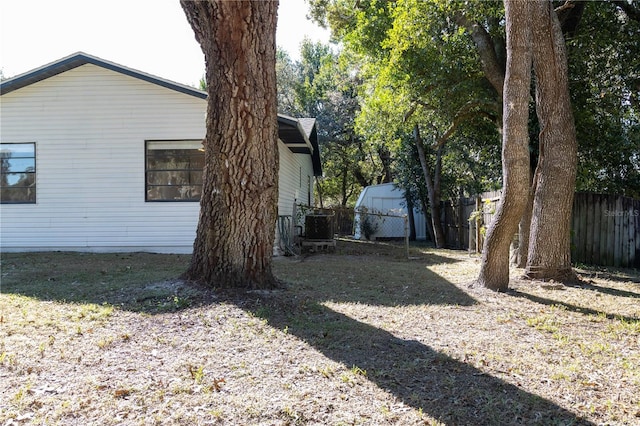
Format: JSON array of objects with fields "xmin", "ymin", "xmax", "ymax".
[{"xmin": 0, "ymin": 0, "xmax": 331, "ymax": 88}]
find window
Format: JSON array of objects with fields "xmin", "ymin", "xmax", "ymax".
[
  {"xmin": 145, "ymin": 140, "xmax": 204, "ymax": 201},
  {"xmin": 1, "ymin": 143, "xmax": 36, "ymax": 204}
]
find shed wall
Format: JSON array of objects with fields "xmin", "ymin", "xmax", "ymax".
[{"xmin": 355, "ymin": 183, "xmax": 427, "ymax": 240}]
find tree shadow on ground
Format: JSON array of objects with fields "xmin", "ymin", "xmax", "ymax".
[
  {"xmin": 565, "ymin": 279, "xmax": 640, "ymax": 299},
  {"xmin": 0, "ymin": 251, "xmax": 595, "ymax": 423},
  {"xmin": 273, "ymin": 254, "xmax": 474, "ymax": 307},
  {"xmin": 333, "ymin": 238, "xmax": 464, "ymax": 264},
  {"xmin": 241, "ymin": 254, "xmax": 593, "ymax": 425},
  {"xmin": 575, "ymin": 266, "xmax": 640, "ymax": 285},
  {"xmin": 0, "ymin": 252, "xmax": 197, "ymax": 313},
  {"xmin": 507, "ymin": 290, "xmax": 640, "ymax": 322},
  {"xmin": 242, "ymin": 292, "xmax": 592, "ymax": 425}
]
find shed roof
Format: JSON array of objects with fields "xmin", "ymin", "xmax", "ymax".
[{"xmin": 0, "ymin": 52, "xmax": 322, "ymax": 176}]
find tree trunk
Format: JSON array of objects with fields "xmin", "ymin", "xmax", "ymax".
[
  {"xmin": 421, "ymin": 199, "xmax": 436, "ymax": 244},
  {"xmin": 406, "ymin": 195, "xmax": 417, "ymax": 241},
  {"xmin": 414, "ymin": 124, "xmax": 446, "ymax": 248},
  {"xmin": 377, "ymin": 145, "xmax": 393, "ymax": 183},
  {"xmin": 512, "ymin": 168, "xmax": 534, "ymax": 268},
  {"xmin": 476, "ymin": 0, "xmax": 533, "ymax": 291},
  {"xmin": 526, "ymin": 0, "xmax": 578, "ymax": 281},
  {"xmin": 455, "ymin": 12, "xmax": 505, "ymax": 98},
  {"xmin": 315, "ymin": 177, "xmax": 324, "ymax": 208},
  {"xmin": 180, "ymin": 0, "xmax": 280, "ymax": 289}
]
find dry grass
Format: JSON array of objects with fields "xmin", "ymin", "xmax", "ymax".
[{"xmin": 1, "ymin": 241, "xmax": 639, "ymax": 425}]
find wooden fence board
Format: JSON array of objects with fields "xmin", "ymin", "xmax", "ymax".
[
  {"xmin": 599, "ymin": 195, "xmax": 609, "ymax": 266},
  {"xmin": 614, "ymin": 197, "xmax": 622, "ymax": 267},
  {"xmin": 579, "ymin": 194, "xmax": 588, "ymax": 262},
  {"xmin": 592, "ymin": 194, "xmax": 601, "ymax": 265},
  {"xmin": 635, "ymin": 208, "xmax": 640, "ymax": 268},
  {"xmin": 622, "ymin": 198, "xmax": 630, "ymax": 266},
  {"xmin": 606, "ymin": 196, "xmax": 616, "ymax": 266},
  {"xmin": 585, "ymin": 193, "xmax": 594, "ymax": 264}
]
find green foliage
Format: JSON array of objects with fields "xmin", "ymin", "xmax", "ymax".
[
  {"xmin": 350, "ymin": 0, "xmax": 503, "ymax": 210},
  {"xmin": 356, "ymin": 207, "xmax": 380, "ymax": 240},
  {"xmin": 277, "ymin": 39, "xmax": 388, "ymax": 206},
  {"xmin": 308, "ymin": 0, "xmax": 639, "ymax": 202},
  {"xmin": 566, "ymin": 1, "xmax": 640, "ymax": 197}
]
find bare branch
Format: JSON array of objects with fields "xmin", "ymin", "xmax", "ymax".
[{"xmin": 554, "ymin": 1, "xmax": 575, "ymax": 14}]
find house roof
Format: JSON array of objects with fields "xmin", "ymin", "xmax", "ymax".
[
  {"xmin": 277, "ymin": 115, "xmax": 322, "ymax": 176},
  {"xmin": 0, "ymin": 52, "xmax": 207, "ymax": 99},
  {"xmin": 297, "ymin": 118, "xmax": 322, "ymax": 178},
  {"xmin": 0, "ymin": 52, "xmax": 322, "ymax": 176}
]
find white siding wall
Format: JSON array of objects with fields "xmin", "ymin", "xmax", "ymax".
[
  {"xmin": 1, "ymin": 64, "xmax": 202, "ymax": 253},
  {"xmin": 277, "ymin": 145, "xmax": 315, "ymax": 218},
  {"xmin": 274, "ymin": 144, "xmax": 314, "ymax": 252},
  {"xmin": 1, "ymin": 64, "xmax": 316, "ymax": 254}
]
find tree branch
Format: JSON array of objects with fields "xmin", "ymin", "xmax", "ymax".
[
  {"xmin": 555, "ymin": 1, "xmax": 585, "ymax": 36},
  {"xmin": 554, "ymin": 1, "xmax": 575, "ymax": 14},
  {"xmin": 407, "ymin": 99, "xmax": 500, "ymax": 149},
  {"xmin": 454, "ymin": 12, "xmax": 505, "ymax": 97}
]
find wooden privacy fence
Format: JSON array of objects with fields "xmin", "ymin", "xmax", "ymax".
[
  {"xmin": 330, "ymin": 206, "xmax": 356, "ymax": 236},
  {"xmin": 442, "ymin": 190, "xmax": 501, "ymax": 251},
  {"xmin": 571, "ymin": 193, "xmax": 639, "ymax": 268},
  {"xmin": 460, "ymin": 191, "xmax": 639, "ymax": 268}
]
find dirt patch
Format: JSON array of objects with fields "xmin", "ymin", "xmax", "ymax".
[{"xmin": 1, "ymin": 245, "xmax": 638, "ymax": 425}]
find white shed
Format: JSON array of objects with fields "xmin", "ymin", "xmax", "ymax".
[
  {"xmin": 354, "ymin": 183, "xmax": 427, "ymax": 240},
  {"xmin": 0, "ymin": 52, "xmax": 321, "ymax": 253}
]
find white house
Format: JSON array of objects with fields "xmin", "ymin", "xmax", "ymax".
[
  {"xmin": 354, "ymin": 183, "xmax": 427, "ymax": 240},
  {"xmin": 0, "ymin": 52, "xmax": 321, "ymax": 253}
]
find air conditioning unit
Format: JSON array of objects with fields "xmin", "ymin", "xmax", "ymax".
[{"xmin": 305, "ymin": 214, "xmax": 333, "ymax": 240}]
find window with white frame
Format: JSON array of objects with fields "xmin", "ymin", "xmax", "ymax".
[
  {"xmin": 1, "ymin": 142, "xmax": 36, "ymax": 204},
  {"xmin": 145, "ymin": 140, "xmax": 204, "ymax": 201}
]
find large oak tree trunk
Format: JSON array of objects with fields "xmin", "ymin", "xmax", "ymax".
[
  {"xmin": 476, "ymin": 0, "xmax": 532, "ymax": 291},
  {"xmin": 181, "ymin": 0, "xmax": 280, "ymax": 289},
  {"xmin": 526, "ymin": 0, "xmax": 578, "ymax": 281}
]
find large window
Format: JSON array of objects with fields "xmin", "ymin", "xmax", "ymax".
[
  {"xmin": 1, "ymin": 143, "xmax": 36, "ymax": 204},
  {"xmin": 145, "ymin": 140, "xmax": 204, "ymax": 201}
]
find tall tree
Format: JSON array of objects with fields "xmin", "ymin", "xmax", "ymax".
[
  {"xmin": 525, "ymin": 0, "xmax": 578, "ymax": 281},
  {"xmin": 476, "ymin": 0, "xmax": 533, "ymax": 291},
  {"xmin": 180, "ymin": 0, "xmax": 280, "ymax": 289},
  {"xmin": 413, "ymin": 124, "xmax": 446, "ymax": 248},
  {"xmin": 479, "ymin": 0, "xmax": 579, "ymax": 289}
]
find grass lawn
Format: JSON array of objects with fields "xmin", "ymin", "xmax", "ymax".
[{"xmin": 1, "ymin": 241, "xmax": 639, "ymax": 425}]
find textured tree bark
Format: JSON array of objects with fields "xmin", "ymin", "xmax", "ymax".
[
  {"xmin": 512, "ymin": 168, "xmax": 534, "ymax": 268},
  {"xmin": 180, "ymin": 0, "xmax": 280, "ymax": 289},
  {"xmin": 526, "ymin": 0, "xmax": 578, "ymax": 281},
  {"xmin": 476, "ymin": 0, "xmax": 532, "ymax": 291}
]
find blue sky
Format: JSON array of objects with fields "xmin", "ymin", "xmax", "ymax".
[{"xmin": 0, "ymin": 0, "xmax": 331, "ymax": 87}]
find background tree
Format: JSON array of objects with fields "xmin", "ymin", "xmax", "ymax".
[
  {"xmin": 310, "ymin": 1, "xmax": 638, "ymax": 215},
  {"xmin": 276, "ymin": 40, "xmax": 386, "ymax": 207},
  {"xmin": 276, "ymin": 48, "xmax": 299, "ymax": 115},
  {"xmin": 568, "ymin": 1, "xmax": 640, "ymax": 197},
  {"xmin": 312, "ymin": 0, "xmax": 504, "ymax": 244},
  {"xmin": 180, "ymin": 0, "xmax": 280, "ymax": 289}
]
